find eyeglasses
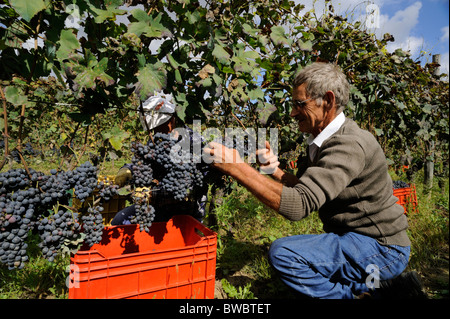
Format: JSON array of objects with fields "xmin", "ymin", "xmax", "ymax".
[{"xmin": 292, "ymin": 97, "xmax": 314, "ymax": 109}]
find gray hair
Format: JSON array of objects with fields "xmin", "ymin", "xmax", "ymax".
[{"xmin": 292, "ymin": 62, "xmax": 350, "ymax": 113}]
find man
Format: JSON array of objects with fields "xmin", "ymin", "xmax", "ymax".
[
  {"xmin": 111, "ymin": 91, "xmax": 207, "ymax": 225},
  {"xmin": 203, "ymin": 62, "xmax": 426, "ymax": 299}
]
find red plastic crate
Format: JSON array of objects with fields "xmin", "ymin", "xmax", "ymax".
[
  {"xmin": 393, "ymin": 184, "xmax": 419, "ymax": 215},
  {"xmin": 68, "ymin": 215, "xmax": 217, "ymax": 299}
]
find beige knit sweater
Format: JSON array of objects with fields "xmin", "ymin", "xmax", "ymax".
[{"xmin": 279, "ymin": 118, "xmax": 411, "ymax": 246}]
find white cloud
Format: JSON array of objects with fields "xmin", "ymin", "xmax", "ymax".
[
  {"xmin": 441, "ymin": 26, "xmax": 449, "ymax": 42},
  {"xmin": 376, "ymin": 1, "xmax": 422, "ymax": 44},
  {"xmin": 386, "ymin": 35, "xmax": 425, "ymax": 56}
]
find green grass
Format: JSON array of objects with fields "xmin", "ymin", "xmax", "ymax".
[{"xmin": 0, "ymin": 234, "xmax": 69, "ymax": 299}]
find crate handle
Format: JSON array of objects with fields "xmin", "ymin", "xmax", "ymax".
[{"xmin": 194, "ymin": 227, "xmax": 205, "ymax": 238}]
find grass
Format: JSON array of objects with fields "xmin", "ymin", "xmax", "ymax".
[{"xmin": 0, "ymin": 234, "xmax": 69, "ymax": 299}]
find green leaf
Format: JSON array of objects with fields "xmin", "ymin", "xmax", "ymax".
[
  {"xmin": 74, "ymin": 56, "xmax": 114, "ymax": 90},
  {"xmin": 298, "ymin": 39, "xmax": 313, "ymax": 51},
  {"xmin": 136, "ymin": 62, "xmax": 167, "ymax": 100},
  {"xmin": 89, "ymin": 5, "xmax": 126, "ymax": 23},
  {"xmin": 212, "ymin": 44, "xmax": 231, "ymax": 65},
  {"xmin": 422, "ymin": 104, "xmax": 433, "ymax": 114},
  {"xmin": 174, "ymin": 92, "xmax": 188, "ymax": 122},
  {"xmin": 270, "ymin": 26, "xmax": 292, "ymax": 46},
  {"xmin": 128, "ymin": 10, "xmax": 171, "ymax": 38},
  {"xmin": 10, "ymin": 0, "xmax": 46, "ymax": 22},
  {"xmin": 186, "ymin": 10, "xmax": 201, "ymax": 24},
  {"xmin": 103, "ymin": 126, "xmax": 130, "ymax": 150},
  {"xmin": 248, "ymin": 88, "xmax": 264, "ymax": 100},
  {"xmin": 4, "ymin": 86, "xmax": 27, "ymax": 105},
  {"xmin": 56, "ymin": 30, "xmax": 80, "ymax": 60},
  {"xmin": 374, "ymin": 128, "xmax": 383, "ymax": 136}
]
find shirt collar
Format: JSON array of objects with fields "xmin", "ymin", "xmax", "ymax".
[{"xmin": 307, "ymin": 112, "xmax": 346, "ymax": 147}]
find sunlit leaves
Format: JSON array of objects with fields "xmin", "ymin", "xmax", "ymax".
[
  {"xmin": 136, "ymin": 62, "xmax": 167, "ymax": 100},
  {"xmin": 9, "ymin": 0, "xmax": 45, "ymax": 22},
  {"xmin": 128, "ymin": 10, "xmax": 171, "ymax": 38},
  {"xmin": 56, "ymin": 30, "xmax": 80, "ymax": 60}
]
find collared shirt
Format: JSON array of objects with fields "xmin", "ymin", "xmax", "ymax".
[{"xmin": 306, "ymin": 112, "xmax": 346, "ymax": 161}]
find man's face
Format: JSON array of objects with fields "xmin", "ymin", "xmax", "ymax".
[{"xmin": 290, "ymin": 83, "xmax": 327, "ymax": 137}]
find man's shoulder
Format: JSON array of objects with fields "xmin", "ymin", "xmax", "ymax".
[
  {"xmin": 323, "ymin": 117, "xmax": 379, "ymax": 154},
  {"xmin": 339, "ymin": 118, "xmax": 376, "ymax": 142}
]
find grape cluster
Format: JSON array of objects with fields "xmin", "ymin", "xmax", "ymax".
[
  {"xmin": 37, "ymin": 210, "xmax": 81, "ymax": 262},
  {"xmin": 149, "ymin": 133, "xmax": 205, "ymax": 200},
  {"xmin": 81, "ymin": 206, "xmax": 104, "ymax": 247},
  {"xmin": 393, "ymin": 180, "xmax": 410, "ymax": 189},
  {"xmin": 130, "ymin": 191, "xmax": 155, "ymax": 233},
  {"xmin": 97, "ymin": 181, "xmax": 120, "ymax": 202},
  {"xmin": 0, "ymin": 170, "xmax": 42, "ymax": 269},
  {"xmin": 130, "ymin": 143, "xmax": 154, "ymax": 187},
  {"xmin": 70, "ymin": 162, "xmax": 98, "ymax": 202},
  {"xmin": 0, "ymin": 161, "xmax": 106, "ymax": 269}
]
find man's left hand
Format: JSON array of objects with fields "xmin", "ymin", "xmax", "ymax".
[{"xmin": 203, "ymin": 141, "xmax": 244, "ymax": 174}]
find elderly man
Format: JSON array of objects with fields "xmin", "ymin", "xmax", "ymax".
[{"xmin": 204, "ymin": 62, "xmax": 426, "ymax": 299}]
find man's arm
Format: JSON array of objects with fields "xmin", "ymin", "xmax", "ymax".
[
  {"xmin": 203, "ymin": 142, "xmax": 282, "ymax": 211},
  {"xmin": 255, "ymin": 140, "xmax": 300, "ymax": 187},
  {"xmin": 269, "ymin": 167, "xmax": 300, "ymax": 187},
  {"xmin": 222, "ymin": 163, "xmax": 283, "ymax": 211}
]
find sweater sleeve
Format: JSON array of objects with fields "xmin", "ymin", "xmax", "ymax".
[{"xmin": 278, "ymin": 135, "xmax": 366, "ymax": 221}]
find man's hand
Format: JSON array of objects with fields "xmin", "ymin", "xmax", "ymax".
[
  {"xmin": 256, "ymin": 141, "xmax": 279, "ymax": 175},
  {"xmin": 202, "ymin": 141, "xmax": 244, "ymax": 174},
  {"xmin": 114, "ymin": 167, "xmax": 132, "ymax": 187},
  {"xmin": 203, "ymin": 142, "xmax": 283, "ymax": 212}
]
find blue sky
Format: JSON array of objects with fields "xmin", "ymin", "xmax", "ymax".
[{"xmin": 298, "ymin": 0, "xmax": 449, "ymax": 75}]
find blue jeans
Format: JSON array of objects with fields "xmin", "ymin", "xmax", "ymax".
[{"xmin": 268, "ymin": 232, "xmax": 410, "ymax": 299}]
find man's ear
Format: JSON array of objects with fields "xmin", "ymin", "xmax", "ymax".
[{"xmin": 324, "ymin": 90, "xmax": 336, "ymax": 110}]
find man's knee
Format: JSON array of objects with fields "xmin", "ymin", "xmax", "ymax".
[{"xmin": 268, "ymin": 237, "xmax": 296, "ymax": 269}]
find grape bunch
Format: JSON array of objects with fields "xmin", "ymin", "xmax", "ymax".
[
  {"xmin": 0, "ymin": 161, "xmax": 108, "ymax": 269},
  {"xmin": 37, "ymin": 210, "xmax": 81, "ymax": 262},
  {"xmin": 148, "ymin": 132, "xmax": 205, "ymax": 200},
  {"xmin": 393, "ymin": 180, "xmax": 410, "ymax": 189},
  {"xmin": 130, "ymin": 142, "xmax": 154, "ymax": 187},
  {"xmin": 0, "ymin": 175, "xmax": 41, "ymax": 269},
  {"xmin": 70, "ymin": 162, "xmax": 98, "ymax": 202},
  {"xmin": 81, "ymin": 206, "xmax": 104, "ymax": 247},
  {"xmin": 96, "ymin": 181, "xmax": 120, "ymax": 202},
  {"xmin": 130, "ymin": 191, "xmax": 155, "ymax": 233}
]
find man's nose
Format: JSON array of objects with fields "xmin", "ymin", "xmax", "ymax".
[{"xmin": 290, "ymin": 107, "xmax": 299, "ymax": 118}]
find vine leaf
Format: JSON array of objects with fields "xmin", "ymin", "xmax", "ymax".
[
  {"xmin": 270, "ymin": 26, "xmax": 292, "ymax": 46},
  {"xmin": 212, "ymin": 44, "xmax": 231, "ymax": 65},
  {"xmin": 136, "ymin": 62, "xmax": 167, "ymax": 100},
  {"xmin": 128, "ymin": 10, "xmax": 171, "ymax": 38},
  {"xmin": 4, "ymin": 86, "xmax": 27, "ymax": 105},
  {"xmin": 298, "ymin": 39, "xmax": 313, "ymax": 51},
  {"xmin": 56, "ymin": 30, "xmax": 80, "ymax": 61},
  {"xmin": 9, "ymin": 0, "xmax": 45, "ymax": 22},
  {"xmin": 102, "ymin": 126, "xmax": 130, "ymax": 150}
]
